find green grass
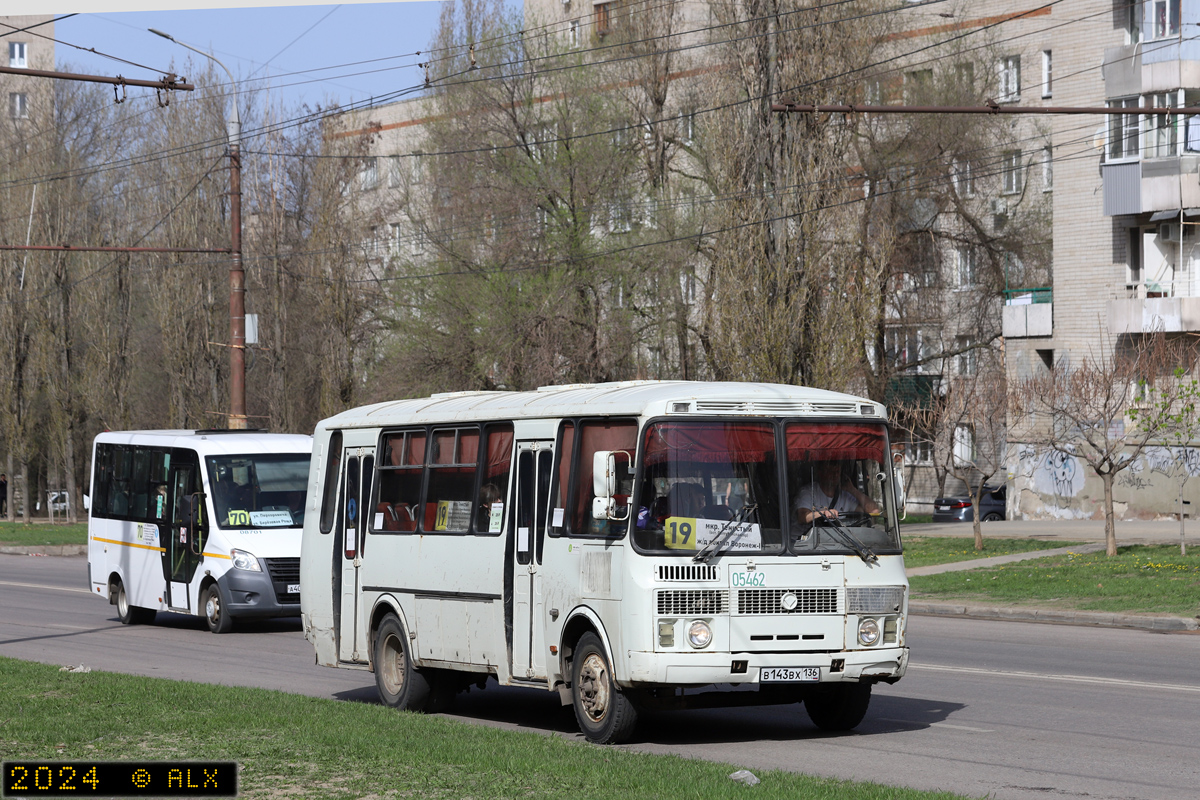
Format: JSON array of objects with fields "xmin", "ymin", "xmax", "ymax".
[
  {"xmin": 0, "ymin": 657, "xmax": 974, "ymax": 800},
  {"xmin": 901, "ymin": 536, "xmax": 1085, "ymax": 569},
  {"xmin": 0, "ymin": 521, "xmax": 88, "ymax": 546},
  {"xmin": 899, "ymin": 513, "xmax": 933, "ymax": 524},
  {"xmin": 909, "ymin": 545, "xmax": 1200, "ymax": 616}
]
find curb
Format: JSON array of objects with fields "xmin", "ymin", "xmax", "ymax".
[
  {"xmin": 0, "ymin": 545, "xmax": 87, "ymax": 556},
  {"xmin": 910, "ymin": 602, "xmax": 1200, "ymax": 632}
]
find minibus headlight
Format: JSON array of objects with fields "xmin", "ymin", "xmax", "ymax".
[
  {"xmin": 687, "ymin": 620, "xmax": 712, "ymax": 649},
  {"xmin": 858, "ymin": 617, "xmax": 881, "ymax": 646},
  {"xmin": 230, "ymin": 549, "xmax": 261, "ymax": 572}
]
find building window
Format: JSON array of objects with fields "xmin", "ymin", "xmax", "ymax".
[
  {"xmin": 997, "ymin": 56, "xmax": 1020, "ymax": 102},
  {"xmin": 1001, "ymin": 150, "xmax": 1024, "ymax": 195},
  {"xmin": 905, "ymin": 69, "xmax": 933, "ymax": 103},
  {"xmin": 956, "ymin": 336, "xmax": 977, "ymax": 376},
  {"xmin": 9, "ymin": 42, "xmax": 27, "ymax": 68},
  {"xmin": 953, "ymin": 425, "xmax": 975, "ymax": 466},
  {"xmin": 360, "ymin": 157, "xmax": 379, "ymax": 190},
  {"xmin": 681, "ymin": 108, "xmax": 697, "ymax": 144},
  {"xmin": 8, "ymin": 93, "xmax": 27, "ymax": 119},
  {"xmin": 389, "ymin": 222, "xmax": 402, "ymax": 254},
  {"xmin": 1149, "ymin": 0, "xmax": 1180, "ymax": 39},
  {"xmin": 1042, "ymin": 145, "xmax": 1053, "ymax": 190},
  {"xmin": 956, "ymin": 246, "xmax": 978, "ymax": 287},
  {"xmin": 905, "ymin": 439, "xmax": 933, "ymax": 466},
  {"xmin": 1144, "ymin": 91, "xmax": 1178, "ymax": 158},
  {"xmin": 387, "ymin": 156, "xmax": 403, "ymax": 189},
  {"xmin": 885, "ymin": 327, "xmax": 933, "ymax": 374},
  {"xmin": 595, "ymin": 2, "xmax": 613, "ymax": 37},
  {"xmin": 1128, "ymin": 0, "xmax": 1144, "ymax": 43},
  {"xmin": 1041, "ymin": 50, "xmax": 1052, "ymax": 98},
  {"xmin": 1107, "ymin": 98, "xmax": 1140, "ymax": 160},
  {"xmin": 952, "ymin": 159, "xmax": 975, "ymax": 197},
  {"xmin": 955, "ymin": 62, "xmax": 975, "ymax": 94},
  {"xmin": 569, "ymin": 19, "xmax": 580, "ymax": 48}
]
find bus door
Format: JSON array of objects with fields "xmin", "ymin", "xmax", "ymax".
[
  {"xmin": 164, "ymin": 453, "xmax": 203, "ymax": 611},
  {"xmin": 512, "ymin": 441, "xmax": 554, "ymax": 680},
  {"xmin": 337, "ymin": 447, "xmax": 375, "ymax": 663}
]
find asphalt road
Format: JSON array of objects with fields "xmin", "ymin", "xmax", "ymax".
[{"xmin": 2, "ymin": 553, "xmax": 1198, "ymax": 800}]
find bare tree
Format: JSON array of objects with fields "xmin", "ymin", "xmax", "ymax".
[{"xmin": 1011, "ymin": 335, "xmax": 1193, "ymax": 556}]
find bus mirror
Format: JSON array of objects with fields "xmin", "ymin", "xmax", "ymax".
[
  {"xmin": 83, "ymin": 494, "xmax": 91, "ymax": 511},
  {"xmin": 593, "ymin": 451, "xmax": 617, "ymax": 499},
  {"xmin": 593, "ymin": 496, "xmax": 616, "ymax": 520}
]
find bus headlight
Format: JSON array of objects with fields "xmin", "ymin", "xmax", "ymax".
[
  {"xmin": 858, "ymin": 617, "xmax": 880, "ymax": 646},
  {"xmin": 230, "ymin": 549, "xmax": 261, "ymax": 572},
  {"xmin": 687, "ymin": 620, "xmax": 712, "ymax": 649}
]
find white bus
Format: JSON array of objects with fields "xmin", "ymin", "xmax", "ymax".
[
  {"xmin": 301, "ymin": 381, "xmax": 908, "ymax": 743},
  {"xmin": 87, "ymin": 430, "xmax": 313, "ymax": 633}
]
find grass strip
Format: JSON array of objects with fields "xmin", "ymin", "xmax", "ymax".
[
  {"xmin": 901, "ymin": 536, "xmax": 1084, "ymax": 569},
  {"xmin": 0, "ymin": 522, "xmax": 88, "ymax": 547},
  {"xmin": 908, "ymin": 545, "xmax": 1200, "ymax": 616},
  {"xmin": 0, "ymin": 657, "xmax": 974, "ymax": 800}
]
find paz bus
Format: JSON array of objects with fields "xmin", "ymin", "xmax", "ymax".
[
  {"xmin": 87, "ymin": 430, "xmax": 312, "ymax": 633},
  {"xmin": 301, "ymin": 381, "xmax": 908, "ymax": 743}
]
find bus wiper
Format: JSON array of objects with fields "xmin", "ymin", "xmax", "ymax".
[
  {"xmin": 693, "ymin": 504, "xmax": 758, "ymax": 564},
  {"xmin": 815, "ymin": 513, "xmax": 878, "ymax": 564}
]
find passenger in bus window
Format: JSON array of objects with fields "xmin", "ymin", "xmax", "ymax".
[
  {"xmin": 793, "ymin": 460, "xmax": 879, "ymax": 525},
  {"xmin": 478, "ymin": 483, "xmax": 502, "ymax": 530}
]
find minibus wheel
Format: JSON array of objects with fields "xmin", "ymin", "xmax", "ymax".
[
  {"xmin": 373, "ymin": 614, "xmax": 431, "ymax": 711},
  {"xmin": 203, "ymin": 583, "xmax": 234, "ymax": 634},
  {"xmin": 114, "ymin": 578, "xmax": 154, "ymax": 625},
  {"xmin": 803, "ymin": 683, "xmax": 872, "ymax": 731},
  {"xmin": 571, "ymin": 632, "xmax": 638, "ymax": 744}
]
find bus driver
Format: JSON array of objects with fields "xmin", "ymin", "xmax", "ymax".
[{"xmin": 794, "ymin": 460, "xmax": 879, "ymax": 524}]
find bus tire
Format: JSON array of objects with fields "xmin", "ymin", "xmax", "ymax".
[
  {"xmin": 803, "ymin": 683, "xmax": 872, "ymax": 732},
  {"xmin": 373, "ymin": 614, "xmax": 431, "ymax": 711},
  {"xmin": 203, "ymin": 583, "xmax": 234, "ymax": 634},
  {"xmin": 115, "ymin": 578, "xmax": 155, "ymax": 625},
  {"xmin": 571, "ymin": 632, "xmax": 638, "ymax": 744}
]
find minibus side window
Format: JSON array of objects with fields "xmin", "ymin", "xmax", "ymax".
[
  {"xmin": 319, "ymin": 431, "xmax": 343, "ymax": 534},
  {"xmin": 374, "ymin": 430, "xmax": 425, "ymax": 533},
  {"xmin": 426, "ymin": 428, "xmax": 479, "ymax": 533},
  {"xmin": 548, "ymin": 422, "xmax": 574, "ymax": 537},
  {"xmin": 567, "ymin": 419, "xmax": 637, "ymax": 538},
  {"xmin": 92, "ymin": 444, "xmax": 112, "ymax": 518}
]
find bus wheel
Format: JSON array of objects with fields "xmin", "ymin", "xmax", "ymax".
[
  {"xmin": 203, "ymin": 583, "xmax": 234, "ymax": 634},
  {"xmin": 373, "ymin": 614, "xmax": 430, "ymax": 711},
  {"xmin": 115, "ymin": 578, "xmax": 154, "ymax": 625},
  {"xmin": 803, "ymin": 683, "xmax": 872, "ymax": 732},
  {"xmin": 571, "ymin": 632, "xmax": 638, "ymax": 744}
]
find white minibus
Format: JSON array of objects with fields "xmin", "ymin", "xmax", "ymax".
[
  {"xmin": 87, "ymin": 430, "xmax": 313, "ymax": 633},
  {"xmin": 301, "ymin": 381, "xmax": 908, "ymax": 743}
]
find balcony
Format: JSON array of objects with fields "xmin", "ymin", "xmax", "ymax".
[
  {"xmin": 1108, "ymin": 280, "xmax": 1200, "ymax": 332},
  {"xmin": 1002, "ymin": 288, "xmax": 1053, "ymax": 338}
]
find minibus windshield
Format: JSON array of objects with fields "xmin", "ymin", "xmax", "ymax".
[
  {"xmin": 631, "ymin": 420, "xmax": 900, "ymax": 557},
  {"xmin": 206, "ymin": 454, "xmax": 311, "ymax": 529}
]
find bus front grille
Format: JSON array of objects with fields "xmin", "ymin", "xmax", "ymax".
[
  {"xmin": 655, "ymin": 564, "xmax": 719, "ymax": 582},
  {"xmin": 263, "ymin": 557, "xmax": 301, "ymax": 604},
  {"xmin": 657, "ymin": 589, "xmax": 728, "ymax": 615},
  {"xmin": 736, "ymin": 588, "xmax": 840, "ymax": 615}
]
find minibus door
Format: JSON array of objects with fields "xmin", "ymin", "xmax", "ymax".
[
  {"xmin": 164, "ymin": 455, "xmax": 203, "ymax": 611},
  {"xmin": 337, "ymin": 449, "xmax": 375, "ymax": 663},
  {"xmin": 512, "ymin": 441, "xmax": 553, "ymax": 681}
]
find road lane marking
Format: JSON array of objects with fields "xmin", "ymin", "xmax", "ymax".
[
  {"xmin": 0, "ymin": 579, "xmax": 91, "ymax": 594},
  {"xmin": 880, "ymin": 718, "xmax": 995, "ymax": 732},
  {"xmin": 911, "ymin": 662, "xmax": 1200, "ymax": 694}
]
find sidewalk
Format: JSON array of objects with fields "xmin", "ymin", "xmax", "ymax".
[{"xmin": 904, "ymin": 528, "xmax": 1200, "ymax": 632}]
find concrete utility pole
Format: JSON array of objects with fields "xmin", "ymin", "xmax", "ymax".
[{"xmin": 151, "ymin": 28, "xmax": 247, "ymax": 430}]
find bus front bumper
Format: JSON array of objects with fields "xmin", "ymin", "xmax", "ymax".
[
  {"xmin": 217, "ymin": 569, "xmax": 302, "ymax": 619},
  {"xmin": 622, "ymin": 646, "xmax": 908, "ymax": 687}
]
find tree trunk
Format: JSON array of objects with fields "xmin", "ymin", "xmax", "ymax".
[
  {"xmin": 972, "ymin": 477, "xmax": 984, "ymax": 551},
  {"xmin": 1100, "ymin": 470, "xmax": 1117, "ymax": 556}
]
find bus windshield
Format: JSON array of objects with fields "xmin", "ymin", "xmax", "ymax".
[
  {"xmin": 205, "ymin": 454, "xmax": 311, "ymax": 529},
  {"xmin": 632, "ymin": 420, "xmax": 900, "ymax": 557}
]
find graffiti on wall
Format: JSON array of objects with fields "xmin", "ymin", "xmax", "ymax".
[
  {"xmin": 1017, "ymin": 446, "xmax": 1085, "ymax": 498},
  {"xmin": 1141, "ymin": 446, "xmax": 1200, "ymax": 479}
]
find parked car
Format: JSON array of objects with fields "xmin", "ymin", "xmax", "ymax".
[
  {"xmin": 932, "ymin": 485, "xmax": 1006, "ymax": 522},
  {"xmin": 36, "ymin": 491, "xmax": 71, "ymax": 514}
]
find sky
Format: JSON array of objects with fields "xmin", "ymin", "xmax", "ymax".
[{"xmin": 48, "ymin": 3, "xmax": 450, "ymax": 111}]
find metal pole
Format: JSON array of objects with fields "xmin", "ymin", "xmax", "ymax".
[{"xmin": 151, "ymin": 29, "xmax": 246, "ymax": 429}]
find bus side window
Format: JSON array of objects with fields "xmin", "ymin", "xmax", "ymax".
[
  {"xmin": 375, "ymin": 430, "xmax": 424, "ymax": 533},
  {"xmin": 476, "ymin": 423, "xmax": 513, "ymax": 535},
  {"xmin": 570, "ymin": 419, "xmax": 638, "ymax": 537},
  {"xmin": 319, "ymin": 431, "xmax": 343, "ymax": 534},
  {"xmin": 548, "ymin": 422, "xmax": 575, "ymax": 536}
]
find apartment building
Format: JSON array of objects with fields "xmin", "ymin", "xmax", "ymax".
[
  {"xmin": 0, "ymin": 15, "xmax": 54, "ymax": 135},
  {"xmin": 341, "ymin": 1, "xmax": 1199, "ymax": 520}
]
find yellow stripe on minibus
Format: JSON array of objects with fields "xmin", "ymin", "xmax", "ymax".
[
  {"xmin": 90, "ymin": 536, "xmax": 165, "ymax": 553},
  {"xmin": 202, "ymin": 552, "xmax": 231, "ymax": 560}
]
